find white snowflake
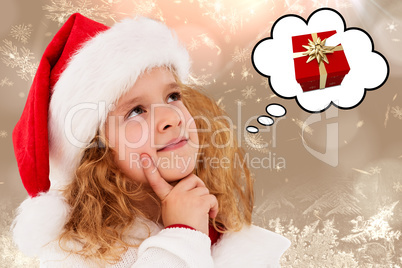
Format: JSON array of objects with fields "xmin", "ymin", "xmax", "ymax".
[
  {"xmin": 260, "ymin": 77, "xmax": 269, "ymax": 89},
  {"xmin": 393, "ymin": 181, "xmax": 402, "ymax": 192},
  {"xmin": 232, "ymin": 46, "xmax": 249, "ymax": 63},
  {"xmin": 0, "ymin": 130, "xmax": 7, "ymax": 138},
  {"xmin": 0, "ymin": 40, "xmax": 38, "ymax": 81},
  {"xmin": 133, "ymin": 0, "xmax": 158, "ymax": 16},
  {"xmin": 289, "ymin": 3, "xmax": 305, "ymax": 15},
  {"xmin": 188, "ymin": 38, "xmax": 200, "ymax": 51},
  {"xmin": 240, "ymin": 65, "xmax": 253, "ymax": 81},
  {"xmin": 226, "ymin": 8, "xmax": 240, "ymax": 34},
  {"xmin": 224, "ymin": 88, "xmax": 236, "ymax": 93},
  {"xmin": 391, "ymin": 106, "xmax": 402, "ymax": 119},
  {"xmin": 101, "ymin": 0, "xmax": 122, "ymax": 4},
  {"xmin": 241, "ymin": 86, "xmax": 256, "ymax": 99},
  {"xmin": 292, "ymin": 118, "xmax": 313, "ymax": 135},
  {"xmin": 369, "ymin": 166, "xmax": 382, "ymax": 175},
  {"xmin": 337, "ymin": 0, "xmax": 352, "ymax": 8},
  {"xmin": 311, "ymin": 0, "xmax": 326, "ymax": 8},
  {"xmin": 10, "ymin": 24, "xmax": 32, "ymax": 44},
  {"xmin": 43, "ymin": 0, "xmax": 114, "ymax": 26},
  {"xmin": 188, "ymin": 73, "xmax": 212, "ymax": 86},
  {"xmin": 244, "ymin": 131, "xmax": 269, "ymax": 153},
  {"xmin": 386, "ymin": 22, "xmax": 398, "ymax": 33},
  {"xmin": 234, "ymin": 99, "xmax": 246, "ymax": 107},
  {"xmin": 0, "ymin": 77, "xmax": 13, "ymax": 87}
]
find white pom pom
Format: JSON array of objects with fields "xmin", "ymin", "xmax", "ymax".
[{"xmin": 11, "ymin": 191, "xmax": 70, "ymax": 257}]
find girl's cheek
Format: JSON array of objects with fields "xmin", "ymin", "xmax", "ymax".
[{"xmin": 124, "ymin": 122, "xmax": 149, "ymax": 148}]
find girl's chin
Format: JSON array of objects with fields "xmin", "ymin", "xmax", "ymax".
[{"xmin": 158, "ymin": 166, "xmax": 195, "ymax": 182}]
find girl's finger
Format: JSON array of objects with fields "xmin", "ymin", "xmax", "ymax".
[
  {"xmin": 175, "ymin": 175, "xmax": 206, "ymax": 192},
  {"xmin": 204, "ymin": 194, "xmax": 219, "ymax": 219},
  {"xmin": 141, "ymin": 154, "xmax": 173, "ymax": 200}
]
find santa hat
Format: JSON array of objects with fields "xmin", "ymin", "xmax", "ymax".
[{"xmin": 12, "ymin": 13, "xmax": 190, "ymax": 256}]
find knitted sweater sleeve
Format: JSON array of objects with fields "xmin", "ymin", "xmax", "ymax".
[{"xmin": 39, "ymin": 227, "xmax": 213, "ymax": 268}]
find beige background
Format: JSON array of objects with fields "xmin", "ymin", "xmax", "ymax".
[{"xmin": 1, "ymin": 0, "xmax": 401, "ymax": 267}]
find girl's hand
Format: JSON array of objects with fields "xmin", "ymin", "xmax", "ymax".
[{"xmin": 140, "ymin": 154, "xmax": 218, "ymax": 236}]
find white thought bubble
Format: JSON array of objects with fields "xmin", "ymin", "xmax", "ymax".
[{"xmin": 252, "ymin": 8, "xmax": 389, "ymax": 113}]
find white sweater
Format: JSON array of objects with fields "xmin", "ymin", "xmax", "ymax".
[{"xmin": 38, "ymin": 218, "xmax": 291, "ymax": 267}]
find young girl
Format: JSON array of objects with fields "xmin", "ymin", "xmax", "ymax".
[{"xmin": 12, "ymin": 13, "xmax": 290, "ymax": 267}]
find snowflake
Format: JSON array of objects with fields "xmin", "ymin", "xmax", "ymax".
[
  {"xmin": 0, "ymin": 131, "xmax": 7, "ymax": 138},
  {"xmin": 230, "ymin": 71, "xmax": 235, "ymax": 79},
  {"xmin": 342, "ymin": 201, "xmax": 401, "ymax": 249},
  {"xmin": 391, "ymin": 106, "xmax": 402, "ymax": 119},
  {"xmin": 386, "ymin": 22, "xmax": 398, "ymax": 33},
  {"xmin": 260, "ymin": 77, "xmax": 269, "ymax": 89},
  {"xmin": 216, "ymin": 97, "xmax": 225, "ymax": 111},
  {"xmin": 0, "ymin": 40, "xmax": 38, "ymax": 81},
  {"xmin": 240, "ymin": 65, "xmax": 253, "ymax": 81},
  {"xmin": 10, "ymin": 24, "xmax": 32, "ymax": 44},
  {"xmin": 224, "ymin": 88, "xmax": 236, "ymax": 93},
  {"xmin": 265, "ymin": 218, "xmax": 360, "ymax": 267},
  {"xmin": 101, "ymin": 0, "xmax": 122, "ymax": 4},
  {"xmin": 337, "ymin": 0, "xmax": 353, "ymax": 8},
  {"xmin": 0, "ymin": 77, "xmax": 13, "ymax": 87},
  {"xmin": 226, "ymin": 8, "xmax": 240, "ymax": 34},
  {"xmin": 311, "ymin": 0, "xmax": 326, "ymax": 8},
  {"xmin": 384, "ymin": 104, "xmax": 390, "ymax": 127},
  {"xmin": 198, "ymin": 34, "xmax": 215, "ymax": 49},
  {"xmin": 393, "ymin": 181, "xmax": 402, "ymax": 192},
  {"xmin": 234, "ymin": 99, "xmax": 246, "ymax": 107},
  {"xmin": 133, "ymin": 0, "xmax": 158, "ymax": 16},
  {"xmin": 188, "ymin": 73, "xmax": 212, "ymax": 86},
  {"xmin": 232, "ymin": 46, "xmax": 249, "ymax": 63},
  {"xmin": 241, "ymin": 86, "xmax": 256, "ymax": 99},
  {"xmin": 43, "ymin": 0, "xmax": 114, "ymax": 26},
  {"xmin": 292, "ymin": 118, "xmax": 313, "ymax": 135},
  {"xmin": 289, "ymin": 3, "xmax": 305, "ymax": 15},
  {"xmin": 1, "ymin": 202, "xmax": 40, "ymax": 267},
  {"xmin": 255, "ymin": 98, "xmax": 262, "ymax": 103},
  {"xmin": 188, "ymin": 38, "xmax": 200, "ymax": 51},
  {"xmin": 244, "ymin": 132, "xmax": 269, "ymax": 153},
  {"xmin": 369, "ymin": 166, "xmax": 382, "ymax": 175},
  {"xmin": 198, "ymin": 0, "xmax": 226, "ymax": 30}
]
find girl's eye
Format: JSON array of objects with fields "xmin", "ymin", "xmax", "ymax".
[
  {"xmin": 127, "ymin": 106, "xmax": 145, "ymax": 119},
  {"xmin": 167, "ymin": 91, "xmax": 182, "ymax": 103}
]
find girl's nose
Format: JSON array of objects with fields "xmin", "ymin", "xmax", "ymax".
[{"xmin": 154, "ymin": 105, "xmax": 182, "ymax": 132}]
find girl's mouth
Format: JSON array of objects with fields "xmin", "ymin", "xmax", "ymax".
[{"xmin": 157, "ymin": 138, "xmax": 188, "ymax": 152}]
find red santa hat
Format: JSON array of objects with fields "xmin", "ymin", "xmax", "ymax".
[{"xmin": 12, "ymin": 13, "xmax": 190, "ymax": 256}]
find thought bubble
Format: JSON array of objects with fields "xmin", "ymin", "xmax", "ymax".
[
  {"xmin": 252, "ymin": 8, "xmax": 389, "ymax": 113},
  {"xmin": 246, "ymin": 103, "xmax": 286, "ymax": 133}
]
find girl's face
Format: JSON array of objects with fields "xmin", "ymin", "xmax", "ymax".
[{"xmin": 106, "ymin": 67, "xmax": 199, "ymax": 184}]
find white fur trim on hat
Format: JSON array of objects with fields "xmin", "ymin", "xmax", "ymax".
[
  {"xmin": 48, "ymin": 16, "xmax": 191, "ymax": 190},
  {"xmin": 12, "ymin": 191, "xmax": 70, "ymax": 257}
]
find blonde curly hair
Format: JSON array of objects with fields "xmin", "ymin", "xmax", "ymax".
[{"xmin": 59, "ymin": 80, "xmax": 254, "ymax": 264}]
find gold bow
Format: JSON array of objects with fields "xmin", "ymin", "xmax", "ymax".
[
  {"xmin": 302, "ymin": 37, "xmax": 336, "ymax": 64},
  {"xmin": 293, "ymin": 32, "xmax": 345, "ymax": 89}
]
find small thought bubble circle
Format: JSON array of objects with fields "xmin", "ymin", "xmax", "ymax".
[
  {"xmin": 246, "ymin": 103, "xmax": 286, "ymax": 133},
  {"xmin": 246, "ymin": 126, "xmax": 259, "ymax": 133},
  {"xmin": 266, "ymin": 104, "xmax": 287, "ymax": 117},
  {"xmin": 257, "ymin": 115, "xmax": 274, "ymax": 126}
]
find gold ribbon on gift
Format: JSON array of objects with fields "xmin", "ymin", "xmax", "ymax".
[{"xmin": 293, "ymin": 33, "xmax": 344, "ymax": 88}]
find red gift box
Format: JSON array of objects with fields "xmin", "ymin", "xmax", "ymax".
[{"xmin": 292, "ymin": 30, "xmax": 350, "ymax": 92}]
